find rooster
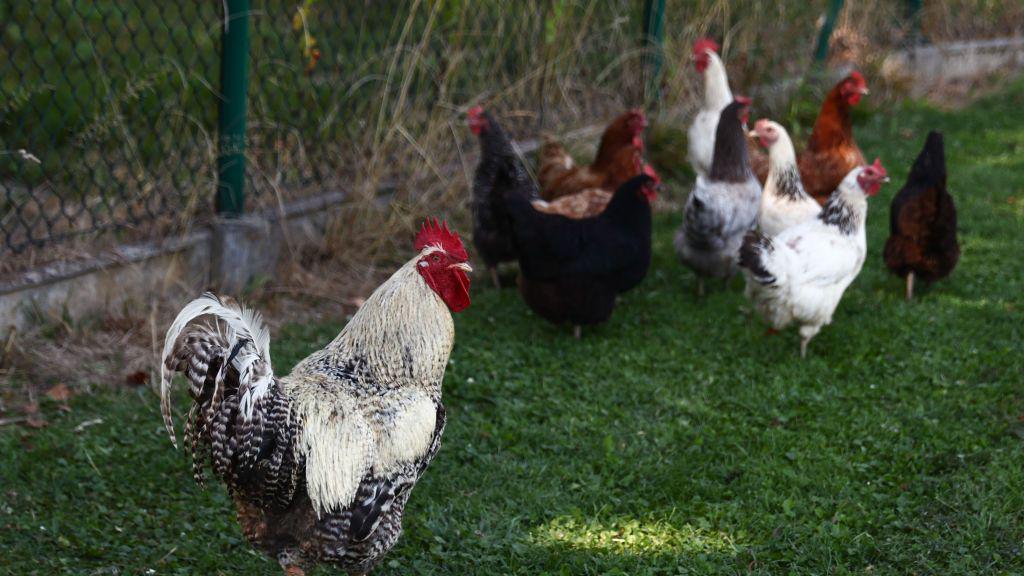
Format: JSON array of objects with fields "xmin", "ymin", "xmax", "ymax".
[
  {"xmin": 884, "ymin": 131, "xmax": 959, "ymax": 300},
  {"xmin": 469, "ymin": 106, "xmax": 536, "ymax": 288},
  {"xmin": 505, "ymin": 174, "xmax": 657, "ymax": 339},
  {"xmin": 751, "ymin": 72, "xmax": 869, "ymax": 205},
  {"xmin": 687, "ymin": 38, "xmax": 735, "ymax": 177},
  {"xmin": 739, "ymin": 160, "xmax": 889, "ymax": 358},
  {"xmin": 159, "ymin": 219, "xmax": 471, "ymax": 575},
  {"xmin": 538, "ymin": 109, "xmax": 648, "ymax": 202},
  {"xmin": 750, "ymin": 119, "xmax": 821, "ymax": 237},
  {"xmin": 675, "ymin": 100, "xmax": 761, "ymax": 297}
]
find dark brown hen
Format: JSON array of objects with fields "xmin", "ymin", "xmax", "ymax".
[{"xmin": 883, "ymin": 131, "xmax": 959, "ymax": 300}]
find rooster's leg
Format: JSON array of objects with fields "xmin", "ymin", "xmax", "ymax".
[
  {"xmin": 573, "ymin": 325, "xmax": 582, "ymax": 340},
  {"xmin": 490, "ymin": 267, "xmax": 502, "ymax": 290},
  {"xmin": 905, "ymin": 272, "xmax": 914, "ymax": 301}
]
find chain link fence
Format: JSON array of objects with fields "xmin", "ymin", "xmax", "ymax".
[
  {"xmin": 2, "ymin": 0, "xmax": 1018, "ymax": 269},
  {"xmin": 0, "ymin": 1, "xmax": 652, "ymax": 267}
]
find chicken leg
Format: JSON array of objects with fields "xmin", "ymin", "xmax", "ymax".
[
  {"xmin": 800, "ymin": 337, "xmax": 810, "ymax": 359},
  {"xmin": 696, "ymin": 277, "xmax": 705, "ymax": 298},
  {"xmin": 490, "ymin": 267, "xmax": 502, "ymax": 290},
  {"xmin": 905, "ymin": 272, "xmax": 914, "ymax": 301},
  {"xmin": 573, "ymin": 326, "xmax": 582, "ymax": 340}
]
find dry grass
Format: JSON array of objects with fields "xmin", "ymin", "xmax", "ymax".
[{"xmin": 2, "ymin": 0, "xmax": 1021, "ymax": 407}]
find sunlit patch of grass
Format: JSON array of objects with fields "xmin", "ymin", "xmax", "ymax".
[{"xmin": 534, "ymin": 515, "xmax": 737, "ymax": 556}]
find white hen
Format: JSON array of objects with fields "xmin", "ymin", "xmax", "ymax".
[
  {"xmin": 751, "ymin": 119, "xmax": 821, "ymax": 236},
  {"xmin": 687, "ymin": 38, "xmax": 733, "ymax": 177},
  {"xmin": 739, "ymin": 160, "xmax": 889, "ymax": 358}
]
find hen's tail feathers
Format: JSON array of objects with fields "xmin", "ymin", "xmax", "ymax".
[
  {"xmin": 160, "ymin": 292, "xmax": 274, "ymax": 448},
  {"xmin": 739, "ymin": 231, "xmax": 776, "ymax": 285},
  {"xmin": 908, "ymin": 131, "xmax": 946, "ymax": 187}
]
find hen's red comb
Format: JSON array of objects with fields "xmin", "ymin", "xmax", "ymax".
[
  {"xmin": 848, "ymin": 71, "xmax": 866, "ymax": 88},
  {"xmin": 467, "ymin": 106, "xmax": 483, "ymax": 122},
  {"xmin": 415, "ymin": 218, "xmax": 468, "ymax": 260},
  {"xmin": 735, "ymin": 95, "xmax": 753, "ymax": 106},
  {"xmin": 693, "ymin": 38, "xmax": 719, "ymax": 56}
]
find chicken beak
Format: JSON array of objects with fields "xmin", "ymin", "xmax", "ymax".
[
  {"xmin": 881, "ymin": 176, "xmax": 891, "ymax": 183},
  {"xmin": 450, "ymin": 262, "xmax": 473, "ymax": 273},
  {"xmin": 859, "ymin": 87, "xmax": 870, "ymax": 95},
  {"xmin": 748, "ymin": 130, "xmax": 759, "ymax": 138}
]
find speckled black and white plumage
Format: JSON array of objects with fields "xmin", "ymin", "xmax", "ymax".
[
  {"xmin": 675, "ymin": 101, "xmax": 761, "ymax": 281},
  {"xmin": 161, "ymin": 255, "xmax": 457, "ymax": 575}
]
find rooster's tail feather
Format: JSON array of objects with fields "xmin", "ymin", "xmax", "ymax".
[{"xmin": 160, "ymin": 292, "xmax": 274, "ymax": 447}]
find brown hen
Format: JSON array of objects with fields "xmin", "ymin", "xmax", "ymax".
[
  {"xmin": 750, "ymin": 72, "xmax": 869, "ymax": 205},
  {"xmin": 883, "ymin": 131, "xmax": 959, "ymax": 300},
  {"xmin": 538, "ymin": 109, "xmax": 648, "ymax": 203}
]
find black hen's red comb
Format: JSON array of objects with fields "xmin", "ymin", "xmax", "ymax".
[{"xmin": 415, "ymin": 218, "xmax": 468, "ymax": 260}]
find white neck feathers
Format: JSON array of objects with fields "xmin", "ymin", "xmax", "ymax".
[{"xmin": 703, "ymin": 52, "xmax": 733, "ymax": 111}]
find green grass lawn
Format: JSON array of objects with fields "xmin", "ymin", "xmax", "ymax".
[{"xmin": 2, "ymin": 80, "xmax": 1024, "ymax": 575}]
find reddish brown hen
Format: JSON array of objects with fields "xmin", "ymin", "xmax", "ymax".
[
  {"xmin": 538, "ymin": 109, "xmax": 648, "ymax": 203},
  {"xmin": 750, "ymin": 72, "xmax": 869, "ymax": 205},
  {"xmin": 532, "ymin": 146, "xmax": 659, "ymax": 219},
  {"xmin": 883, "ymin": 131, "xmax": 959, "ymax": 300}
]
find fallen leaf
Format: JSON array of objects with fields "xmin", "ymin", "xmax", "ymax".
[
  {"xmin": 45, "ymin": 384, "xmax": 72, "ymax": 403},
  {"xmin": 25, "ymin": 415, "xmax": 47, "ymax": 429}
]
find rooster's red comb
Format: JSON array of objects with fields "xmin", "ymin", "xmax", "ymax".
[
  {"xmin": 693, "ymin": 38, "xmax": 719, "ymax": 56},
  {"xmin": 847, "ymin": 71, "xmax": 867, "ymax": 88},
  {"xmin": 415, "ymin": 218, "xmax": 468, "ymax": 260}
]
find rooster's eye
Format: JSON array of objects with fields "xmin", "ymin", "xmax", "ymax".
[{"xmin": 432, "ymin": 255, "xmax": 441, "ymax": 263}]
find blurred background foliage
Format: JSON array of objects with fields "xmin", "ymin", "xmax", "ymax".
[{"xmin": 0, "ymin": 0, "xmax": 1020, "ymax": 265}]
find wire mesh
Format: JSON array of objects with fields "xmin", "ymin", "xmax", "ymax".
[
  {"xmin": 0, "ymin": 0, "xmax": 646, "ymax": 264},
  {"xmin": 5, "ymin": 0, "xmax": 1003, "ymax": 265}
]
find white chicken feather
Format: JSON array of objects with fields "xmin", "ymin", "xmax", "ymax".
[
  {"xmin": 752, "ymin": 120, "xmax": 821, "ymax": 237},
  {"xmin": 740, "ymin": 164, "xmax": 889, "ymax": 357},
  {"xmin": 687, "ymin": 49, "xmax": 733, "ymax": 177}
]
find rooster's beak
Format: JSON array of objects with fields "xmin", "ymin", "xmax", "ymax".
[
  {"xmin": 859, "ymin": 87, "xmax": 870, "ymax": 95},
  {"xmin": 450, "ymin": 262, "xmax": 473, "ymax": 273}
]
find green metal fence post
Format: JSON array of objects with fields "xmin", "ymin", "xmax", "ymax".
[
  {"xmin": 216, "ymin": 0, "xmax": 250, "ymax": 217},
  {"xmin": 907, "ymin": 0, "xmax": 923, "ymax": 46},
  {"xmin": 642, "ymin": 0, "xmax": 666, "ymax": 105},
  {"xmin": 813, "ymin": 0, "xmax": 844, "ymax": 65}
]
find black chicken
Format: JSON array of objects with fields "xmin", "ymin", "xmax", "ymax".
[
  {"xmin": 883, "ymin": 131, "xmax": 959, "ymax": 300},
  {"xmin": 503, "ymin": 173, "xmax": 657, "ymax": 338},
  {"xmin": 468, "ymin": 106, "xmax": 535, "ymax": 288}
]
